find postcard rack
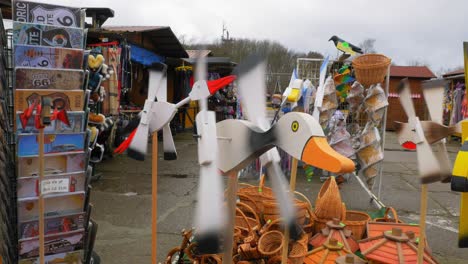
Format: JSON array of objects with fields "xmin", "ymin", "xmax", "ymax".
[{"xmin": 0, "ymin": 1, "xmax": 98, "ymax": 263}]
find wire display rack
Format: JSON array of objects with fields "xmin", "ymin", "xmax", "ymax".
[{"xmin": 296, "ymin": 57, "xmax": 389, "ymax": 209}]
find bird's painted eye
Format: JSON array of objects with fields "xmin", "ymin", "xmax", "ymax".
[{"xmin": 291, "ymin": 121, "xmax": 299, "ymax": 132}]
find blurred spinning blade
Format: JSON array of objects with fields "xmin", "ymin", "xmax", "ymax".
[
  {"xmin": 127, "ymin": 64, "xmax": 167, "ymax": 160},
  {"xmin": 237, "ymin": 55, "xmax": 301, "ymax": 239},
  {"xmin": 398, "ymin": 79, "xmax": 441, "ymax": 183},
  {"xmin": 193, "ymin": 55, "xmax": 225, "ymax": 254}
]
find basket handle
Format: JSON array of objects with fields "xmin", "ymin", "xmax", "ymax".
[
  {"xmin": 294, "ymin": 191, "xmax": 313, "ymax": 209},
  {"xmin": 236, "ymin": 207, "xmax": 253, "ymax": 233},
  {"xmin": 237, "ymin": 201, "xmax": 261, "ymax": 226},
  {"xmin": 341, "ymin": 202, "xmax": 347, "ymax": 221},
  {"xmin": 259, "ymin": 174, "xmax": 266, "ymax": 192},
  {"xmin": 384, "ymin": 207, "xmax": 399, "ymax": 222},
  {"xmin": 236, "ymin": 192, "xmax": 259, "ymax": 211},
  {"xmin": 238, "ymin": 182, "xmax": 255, "ymax": 189},
  {"xmin": 262, "ymin": 218, "xmax": 284, "ymax": 234}
]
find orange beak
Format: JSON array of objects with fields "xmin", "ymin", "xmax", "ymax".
[{"xmin": 301, "ymin": 137, "xmax": 355, "ymax": 174}]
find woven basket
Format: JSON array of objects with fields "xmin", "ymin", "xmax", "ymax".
[
  {"xmin": 374, "ymin": 207, "xmax": 403, "ymax": 223},
  {"xmin": 262, "ymin": 192, "xmax": 314, "ymax": 226},
  {"xmin": 344, "ymin": 210, "xmax": 371, "ymax": 240},
  {"xmin": 235, "ymin": 207, "xmax": 254, "ymax": 238},
  {"xmin": 258, "ymin": 231, "xmax": 284, "ymax": 257},
  {"xmin": 288, "ymin": 236, "xmax": 308, "ymax": 264},
  {"xmin": 238, "ymin": 242, "xmax": 262, "ymax": 260},
  {"xmin": 314, "ymin": 177, "xmax": 344, "ymax": 219},
  {"xmin": 237, "ymin": 202, "xmax": 261, "ymax": 222},
  {"xmin": 238, "ymin": 180, "xmax": 275, "ymax": 214},
  {"xmin": 352, "ymin": 54, "xmax": 391, "ymax": 87},
  {"xmin": 314, "ymin": 202, "xmax": 346, "ymax": 234},
  {"xmin": 266, "ymin": 256, "xmax": 284, "ymax": 264}
]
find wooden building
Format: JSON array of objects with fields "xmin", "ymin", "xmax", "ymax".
[{"xmin": 386, "ymin": 66, "xmax": 436, "ymax": 130}]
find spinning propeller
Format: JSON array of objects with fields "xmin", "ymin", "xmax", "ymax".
[
  {"xmin": 115, "ymin": 65, "xmax": 236, "ymax": 161},
  {"xmin": 396, "ymin": 78, "xmax": 452, "ymax": 183},
  {"xmin": 192, "ymin": 55, "xmax": 225, "ymax": 254}
]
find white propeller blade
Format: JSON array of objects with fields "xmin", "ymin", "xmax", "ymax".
[
  {"xmin": 193, "ymin": 54, "xmax": 224, "ymax": 254},
  {"xmin": 127, "ymin": 66, "xmax": 167, "ymax": 160},
  {"xmin": 422, "ymin": 79, "xmax": 452, "ymax": 181},
  {"xmin": 237, "ymin": 55, "xmax": 299, "ymax": 238},
  {"xmin": 237, "ymin": 55, "xmax": 269, "ymax": 130},
  {"xmin": 162, "ymin": 124, "xmax": 177, "ymax": 160},
  {"xmin": 414, "ymin": 118, "xmax": 441, "ymax": 183},
  {"xmin": 397, "ymin": 78, "xmax": 417, "ymax": 126}
]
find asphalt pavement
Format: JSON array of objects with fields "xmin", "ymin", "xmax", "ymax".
[{"xmin": 91, "ymin": 132, "xmax": 468, "ymax": 263}]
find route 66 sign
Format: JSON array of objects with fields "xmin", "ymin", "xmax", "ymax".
[
  {"xmin": 13, "ymin": 22, "xmax": 84, "ymax": 49},
  {"xmin": 13, "ymin": 0, "xmax": 83, "ymax": 28}
]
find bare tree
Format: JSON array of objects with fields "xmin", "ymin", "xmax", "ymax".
[{"xmin": 359, "ymin": 38, "xmax": 377, "ymax": 54}]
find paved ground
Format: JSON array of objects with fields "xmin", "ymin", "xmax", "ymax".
[{"xmin": 91, "ymin": 132, "xmax": 468, "ymax": 263}]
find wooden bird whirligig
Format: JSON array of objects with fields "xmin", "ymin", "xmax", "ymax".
[{"xmin": 217, "ymin": 55, "xmax": 355, "ymax": 240}]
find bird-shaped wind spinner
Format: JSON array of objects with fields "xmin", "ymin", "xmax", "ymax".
[
  {"xmin": 396, "ymin": 78, "xmax": 453, "ymax": 263},
  {"xmin": 216, "ymin": 55, "xmax": 355, "ymax": 241},
  {"xmin": 191, "ymin": 56, "xmax": 225, "ymax": 254},
  {"xmin": 115, "ymin": 65, "xmax": 236, "ymax": 160},
  {"xmin": 329, "ymin": 35, "xmax": 363, "ymax": 61},
  {"xmin": 396, "ymin": 79, "xmax": 453, "ymax": 183}
]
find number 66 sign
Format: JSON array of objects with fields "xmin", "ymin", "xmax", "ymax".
[{"xmin": 14, "ymin": 45, "xmax": 84, "ymax": 70}]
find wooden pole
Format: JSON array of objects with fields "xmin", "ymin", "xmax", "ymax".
[
  {"xmin": 38, "ymin": 129, "xmax": 45, "ymax": 264},
  {"xmin": 417, "ymin": 184, "xmax": 428, "ymax": 264},
  {"xmin": 281, "ymin": 158, "xmax": 298, "ymax": 264},
  {"xmin": 223, "ymin": 170, "xmax": 238, "ymax": 264},
  {"xmin": 152, "ymin": 133, "xmax": 158, "ymax": 264}
]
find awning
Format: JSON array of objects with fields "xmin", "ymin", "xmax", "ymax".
[{"xmin": 129, "ymin": 43, "xmax": 165, "ymax": 66}]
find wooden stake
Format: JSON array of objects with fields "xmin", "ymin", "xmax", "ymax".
[
  {"xmin": 281, "ymin": 158, "xmax": 298, "ymax": 264},
  {"xmin": 223, "ymin": 170, "xmax": 238, "ymax": 264},
  {"xmin": 152, "ymin": 133, "xmax": 158, "ymax": 264},
  {"xmin": 417, "ymin": 184, "xmax": 428, "ymax": 264},
  {"xmin": 38, "ymin": 129, "xmax": 45, "ymax": 264}
]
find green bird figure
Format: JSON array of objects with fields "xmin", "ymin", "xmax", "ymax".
[{"xmin": 329, "ymin": 35, "xmax": 363, "ymax": 56}]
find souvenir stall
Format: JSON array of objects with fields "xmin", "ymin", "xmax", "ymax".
[
  {"xmin": 0, "ymin": 1, "xmax": 98, "ymax": 263},
  {"xmin": 85, "ymin": 25, "xmax": 189, "ymax": 156},
  {"xmin": 154, "ymin": 53, "xmax": 452, "ymax": 264},
  {"xmin": 442, "ymin": 61, "xmax": 467, "ymax": 135}
]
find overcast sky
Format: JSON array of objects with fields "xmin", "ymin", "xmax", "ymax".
[{"xmin": 25, "ymin": 0, "xmax": 468, "ymax": 73}]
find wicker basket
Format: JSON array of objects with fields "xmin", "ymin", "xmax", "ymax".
[
  {"xmin": 258, "ymin": 231, "xmax": 284, "ymax": 257},
  {"xmin": 314, "ymin": 177, "xmax": 344, "ymax": 219},
  {"xmin": 314, "ymin": 202, "xmax": 346, "ymax": 234},
  {"xmin": 374, "ymin": 207, "xmax": 403, "ymax": 223},
  {"xmin": 238, "ymin": 179, "xmax": 275, "ymax": 214},
  {"xmin": 262, "ymin": 192, "xmax": 314, "ymax": 227},
  {"xmin": 352, "ymin": 54, "xmax": 391, "ymax": 87},
  {"xmin": 288, "ymin": 237, "xmax": 308, "ymax": 264},
  {"xmin": 266, "ymin": 256, "xmax": 284, "ymax": 264},
  {"xmin": 343, "ymin": 210, "xmax": 371, "ymax": 240}
]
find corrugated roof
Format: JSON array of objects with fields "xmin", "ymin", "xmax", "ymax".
[
  {"xmin": 390, "ymin": 66, "xmax": 436, "ymax": 79},
  {"xmin": 100, "ymin": 26, "xmax": 188, "ymax": 58},
  {"xmin": 186, "ymin": 50, "xmax": 212, "ymax": 58},
  {"xmin": 442, "ymin": 68, "xmax": 464, "ymax": 77},
  {"xmin": 103, "ymin": 26, "xmax": 166, "ymax": 32}
]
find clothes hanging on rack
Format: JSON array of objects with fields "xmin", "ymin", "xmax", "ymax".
[{"xmin": 451, "ymin": 83, "xmax": 466, "ymax": 125}]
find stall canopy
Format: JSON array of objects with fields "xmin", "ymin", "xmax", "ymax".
[
  {"xmin": 101, "ymin": 26, "xmax": 188, "ymax": 58},
  {"xmin": 129, "ymin": 43, "xmax": 165, "ymax": 66}
]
